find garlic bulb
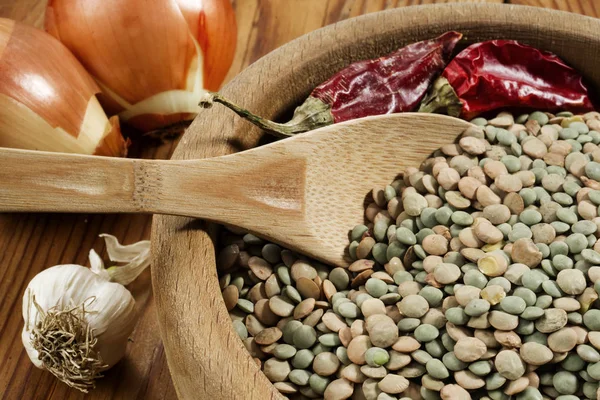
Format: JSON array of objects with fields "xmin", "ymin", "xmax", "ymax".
[
  {"xmin": 22, "ymin": 234, "xmax": 150, "ymax": 392},
  {"xmin": 0, "ymin": 19, "xmax": 128, "ymax": 156}
]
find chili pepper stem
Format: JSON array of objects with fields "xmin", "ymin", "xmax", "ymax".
[
  {"xmin": 200, "ymin": 92, "xmax": 334, "ymax": 137},
  {"xmin": 418, "ymin": 76, "xmax": 463, "ymax": 117}
]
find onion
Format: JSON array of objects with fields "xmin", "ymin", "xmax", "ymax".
[
  {"xmin": 0, "ymin": 18, "xmax": 127, "ymax": 156},
  {"xmin": 45, "ymin": 0, "xmax": 237, "ymax": 132}
]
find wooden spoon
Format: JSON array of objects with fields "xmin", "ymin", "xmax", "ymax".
[{"xmin": 0, "ymin": 113, "xmax": 470, "ymax": 267}]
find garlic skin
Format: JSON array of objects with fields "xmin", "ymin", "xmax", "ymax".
[
  {"xmin": 21, "ymin": 235, "xmax": 150, "ymax": 388},
  {"xmin": 22, "ymin": 264, "xmax": 136, "ymax": 369}
]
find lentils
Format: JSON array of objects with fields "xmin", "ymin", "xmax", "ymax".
[
  {"xmin": 398, "ymin": 295, "xmax": 430, "ymax": 318},
  {"xmin": 220, "ymin": 110, "xmax": 600, "ymax": 400},
  {"xmin": 454, "ymin": 337, "xmax": 487, "ymax": 362}
]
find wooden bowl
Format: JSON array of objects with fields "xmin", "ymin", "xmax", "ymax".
[{"xmin": 151, "ymin": 3, "xmax": 600, "ymax": 399}]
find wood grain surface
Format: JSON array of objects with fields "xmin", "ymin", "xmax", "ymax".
[{"xmin": 0, "ymin": 1, "xmax": 595, "ymax": 400}]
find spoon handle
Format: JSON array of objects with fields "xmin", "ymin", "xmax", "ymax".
[
  {"xmin": 0, "ymin": 148, "xmax": 159, "ymax": 214},
  {"xmin": 0, "ymin": 147, "xmax": 306, "ymax": 235}
]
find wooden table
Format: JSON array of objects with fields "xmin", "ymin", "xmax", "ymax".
[{"xmin": 0, "ymin": 0, "xmax": 597, "ymax": 399}]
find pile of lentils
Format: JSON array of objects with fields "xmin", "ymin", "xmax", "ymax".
[{"xmin": 218, "ymin": 110, "xmax": 600, "ymax": 400}]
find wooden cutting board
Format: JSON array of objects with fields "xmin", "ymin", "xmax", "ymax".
[{"xmin": 0, "ymin": 1, "xmax": 595, "ymax": 399}]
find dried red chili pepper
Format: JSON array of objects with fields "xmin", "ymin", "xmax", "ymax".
[
  {"xmin": 419, "ymin": 40, "xmax": 596, "ymax": 119},
  {"xmin": 200, "ymin": 31, "xmax": 462, "ymax": 137}
]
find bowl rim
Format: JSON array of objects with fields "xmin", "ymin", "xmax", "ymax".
[{"xmin": 151, "ymin": 3, "xmax": 600, "ymax": 399}]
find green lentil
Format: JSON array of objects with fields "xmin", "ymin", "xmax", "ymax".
[
  {"xmin": 553, "ymin": 371, "xmax": 579, "ymax": 395},
  {"xmin": 578, "ymin": 345, "xmax": 600, "ymax": 363},
  {"xmin": 525, "ymin": 331, "xmax": 548, "ymax": 345},
  {"xmin": 563, "ymin": 181, "xmax": 582, "ymax": 197},
  {"xmin": 566, "ymin": 233, "xmax": 588, "ymax": 253},
  {"xmin": 513, "ymin": 287, "xmax": 537, "ymax": 306},
  {"xmin": 529, "ymin": 111, "xmax": 549, "ymax": 125},
  {"xmin": 497, "ymin": 129, "xmax": 516, "ymax": 146},
  {"xmin": 550, "ymin": 241, "xmax": 570, "ymax": 257},
  {"xmin": 541, "ymin": 259, "xmax": 557, "ymax": 277},
  {"xmin": 426, "ymin": 358, "xmax": 449, "ymax": 379},
  {"xmin": 293, "ymin": 325, "xmax": 317, "ymax": 349},
  {"xmin": 415, "ymin": 229, "xmax": 433, "ymax": 244},
  {"xmin": 435, "ymin": 207, "xmax": 453, "ymax": 225},
  {"xmin": 289, "ymin": 369, "xmax": 311, "ymax": 385},
  {"xmin": 537, "ymin": 243, "xmax": 550, "ymax": 258},
  {"xmin": 516, "ymin": 319, "xmax": 535, "ymax": 335},
  {"xmin": 393, "ymin": 270, "xmax": 413, "ymax": 284},
  {"xmin": 365, "ymin": 278, "xmax": 388, "ymax": 298},
  {"xmin": 233, "ymin": 320, "xmax": 248, "ymax": 339},
  {"xmin": 373, "ymin": 221, "xmax": 388, "ymax": 242},
  {"xmin": 237, "ymin": 299, "xmax": 254, "ymax": 313},
  {"xmin": 463, "ymin": 269, "xmax": 488, "ymax": 289},
  {"xmin": 531, "ymin": 167, "xmax": 548, "ymax": 183},
  {"xmin": 557, "ymin": 208, "xmax": 578, "ymax": 224},
  {"xmin": 520, "ymin": 209, "xmax": 543, "ymax": 225},
  {"xmin": 336, "ymin": 347, "xmax": 349, "ymax": 365},
  {"xmin": 318, "ymin": 333, "xmax": 341, "ymax": 347},
  {"xmin": 584, "ymin": 310, "xmax": 600, "ymax": 330},
  {"xmin": 502, "ymin": 155, "xmax": 521, "ymax": 173},
  {"xmin": 351, "ymin": 225, "xmax": 369, "ymax": 242},
  {"xmin": 308, "ymin": 374, "xmax": 329, "ymax": 395},
  {"xmin": 520, "ymin": 188, "xmax": 537, "ymax": 206},
  {"xmin": 414, "ymin": 324, "xmax": 440, "ymax": 342},
  {"xmin": 396, "ymin": 227, "xmax": 417, "ymax": 245},
  {"xmin": 588, "ymin": 362, "xmax": 600, "ymax": 380},
  {"xmin": 586, "ymin": 161, "xmax": 600, "ymax": 181},
  {"xmin": 542, "ymin": 280, "xmax": 564, "ymax": 297},
  {"xmin": 582, "ymin": 248, "xmax": 600, "ymax": 263},
  {"xmin": 583, "ymin": 382, "xmax": 599, "ymax": 399},
  {"xmin": 412, "ymin": 349, "xmax": 432, "ymax": 365},
  {"xmin": 338, "ymin": 302, "xmax": 360, "ymax": 318},
  {"xmin": 451, "ymin": 211, "xmax": 473, "ymax": 226},
  {"xmin": 386, "ymin": 241, "xmax": 406, "ymax": 260},
  {"xmin": 442, "ymin": 352, "xmax": 468, "ymax": 372},
  {"xmin": 292, "ymin": 349, "xmax": 314, "ymax": 369},
  {"xmin": 365, "ymin": 347, "xmax": 390, "ymax": 367},
  {"xmin": 488, "ymin": 277, "xmax": 512, "ymax": 293},
  {"xmin": 329, "ymin": 268, "xmax": 350, "ymax": 290},
  {"xmin": 274, "ymin": 344, "xmax": 297, "ymax": 359},
  {"xmin": 516, "ymin": 387, "xmax": 543, "ymax": 400},
  {"xmin": 464, "ymin": 299, "xmax": 491, "ymax": 317},
  {"xmin": 567, "ymin": 312, "xmax": 583, "ymax": 325},
  {"xmin": 521, "ymin": 306, "xmax": 545, "ymax": 320},
  {"xmin": 421, "ymin": 208, "xmax": 438, "ymax": 228},
  {"xmin": 562, "ymin": 353, "xmax": 586, "ymax": 372},
  {"xmin": 445, "ymin": 307, "xmax": 469, "ymax": 325},
  {"xmin": 552, "ymin": 254, "xmax": 574, "ymax": 270},
  {"xmin": 485, "ymin": 372, "xmax": 507, "ymax": 390},
  {"xmin": 348, "ymin": 241, "xmax": 359, "ymax": 259},
  {"xmin": 500, "ymin": 296, "xmax": 527, "ymax": 314},
  {"xmin": 396, "ymin": 318, "xmax": 420, "ymax": 334},
  {"xmin": 420, "ymin": 286, "xmax": 444, "ymax": 307},
  {"xmin": 469, "ymin": 360, "xmax": 492, "ymax": 376},
  {"xmin": 384, "ymin": 185, "xmax": 397, "ymax": 202},
  {"xmin": 425, "ymin": 339, "xmax": 445, "ymax": 358},
  {"xmin": 521, "ymin": 270, "xmax": 549, "ymax": 293}
]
